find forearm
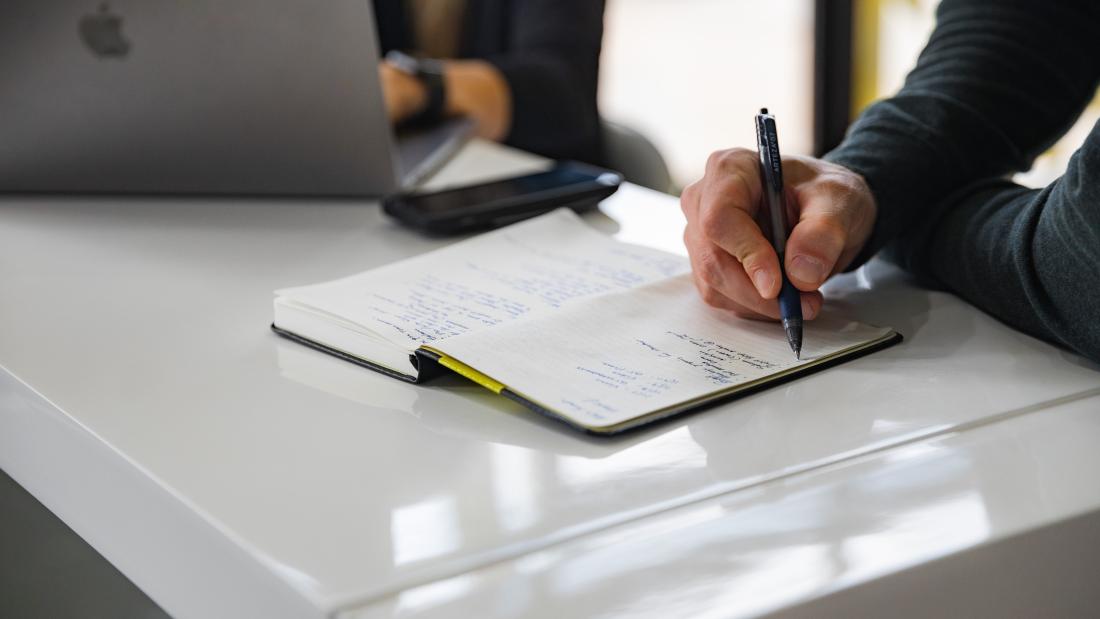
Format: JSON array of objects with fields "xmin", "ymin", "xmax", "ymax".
[
  {"xmin": 895, "ymin": 122, "xmax": 1100, "ymax": 362},
  {"xmin": 826, "ymin": 0, "xmax": 1100, "ymax": 267}
]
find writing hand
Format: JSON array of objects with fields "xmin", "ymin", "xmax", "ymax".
[{"xmin": 680, "ymin": 148, "xmax": 877, "ymax": 320}]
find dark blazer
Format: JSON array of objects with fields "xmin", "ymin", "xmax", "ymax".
[{"xmin": 373, "ymin": 0, "xmax": 605, "ymax": 163}]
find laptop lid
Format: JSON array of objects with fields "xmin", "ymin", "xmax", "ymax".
[
  {"xmin": 394, "ymin": 116, "xmax": 475, "ymax": 190},
  {"xmin": 0, "ymin": 1, "xmax": 403, "ymax": 196}
]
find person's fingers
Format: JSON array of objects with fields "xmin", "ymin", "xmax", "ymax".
[
  {"xmin": 785, "ymin": 215, "xmax": 845, "ymax": 291},
  {"xmin": 685, "ymin": 224, "xmax": 765, "ymax": 316},
  {"xmin": 689, "ymin": 267, "xmax": 742, "ymax": 311},
  {"xmin": 690, "ymin": 253, "xmax": 825, "ymax": 322},
  {"xmin": 680, "ymin": 179, "xmax": 701, "ymax": 220},
  {"xmin": 733, "ymin": 290, "xmax": 824, "ymax": 322},
  {"xmin": 800, "ymin": 290, "xmax": 824, "ymax": 321},
  {"xmin": 716, "ymin": 263, "xmax": 824, "ymax": 321},
  {"xmin": 685, "ymin": 226, "xmax": 824, "ymax": 321},
  {"xmin": 784, "ymin": 178, "xmax": 858, "ymax": 290},
  {"xmin": 700, "ymin": 202, "xmax": 781, "ymax": 300},
  {"xmin": 689, "ymin": 263, "xmax": 771, "ymax": 321},
  {"xmin": 685, "ymin": 226, "xmax": 738, "ymax": 304},
  {"xmin": 695, "ymin": 150, "xmax": 781, "ymax": 299}
]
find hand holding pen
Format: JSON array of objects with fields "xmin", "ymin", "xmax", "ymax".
[{"xmin": 679, "ymin": 110, "xmax": 878, "ymax": 353}]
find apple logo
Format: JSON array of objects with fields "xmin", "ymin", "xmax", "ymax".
[{"xmin": 79, "ymin": 3, "xmax": 131, "ymax": 58}]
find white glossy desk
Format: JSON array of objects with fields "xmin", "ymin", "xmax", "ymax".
[{"xmin": 2, "ymin": 141, "xmax": 1099, "ymax": 618}]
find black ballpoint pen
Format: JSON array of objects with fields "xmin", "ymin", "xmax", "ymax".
[{"xmin": 754, "ymin": 108, "xmax": 803, "ymax": 359}]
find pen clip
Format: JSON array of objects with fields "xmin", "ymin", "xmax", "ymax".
[{"xmin": 755, "ymin": 111, "xmax": 784, "ymax": 193}]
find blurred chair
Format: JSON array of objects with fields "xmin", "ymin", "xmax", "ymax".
[{"xmin": 600, "ymin": 118, "xmax": 673, "ymax": 194}]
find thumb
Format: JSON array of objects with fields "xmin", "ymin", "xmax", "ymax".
[{"xmin": 784, "ymin": 197, "xmax": 848, "ymax": 291}]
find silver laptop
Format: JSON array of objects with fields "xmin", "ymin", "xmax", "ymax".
[{"xmin": 0, "ymin": 1, "xmax": 471, "ymax": 196}]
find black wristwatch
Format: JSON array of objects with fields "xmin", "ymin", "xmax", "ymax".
[{"xmin": 385, "ymin": 50, "xmax": 446, "ymax": 126}]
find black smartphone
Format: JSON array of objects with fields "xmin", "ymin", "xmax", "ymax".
[{"xmin": 382, "ymin": 161, "xmax": 623, "ymax": 235}]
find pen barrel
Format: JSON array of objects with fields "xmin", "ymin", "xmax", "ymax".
[
  {"xmin": 755, "ymin": 114, "xmax": 791, "ymax": 253},
  {"xmin": 763, "ymin": 183, "xmax": 790, "ymax": 254},
  {"xmin": 777, "ymin": 271, "xmax": 802, "ymax": 322},
  {"xmin": 757, "ymin": 110, "xmax": 802, "ymax": 356}
]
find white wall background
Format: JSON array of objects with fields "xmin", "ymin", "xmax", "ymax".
[{"xmin": 600, "ymin": 0, "xmax": 815, "ymax": 190}]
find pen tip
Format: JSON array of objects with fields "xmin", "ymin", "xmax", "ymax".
[
  {"xmin": 784, "ymin": 322, "xmax": 802, "ymax": 361},
  {"xmin": 760, "ymin": 107, "xmax": 769, "ymax": 114}
]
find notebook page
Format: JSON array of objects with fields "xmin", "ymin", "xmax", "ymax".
[
  {"xmin": 432, "ymin": 274, "xmax": 894, "ymax": 429},
  {"xmin": 276, "ymin": 210, "xmax": 687, "ymax": 351}
]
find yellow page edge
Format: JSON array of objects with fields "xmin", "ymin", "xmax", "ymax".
[{"xmin": 426, "ymin": 348, "xmax": 506, "ymax": 394}]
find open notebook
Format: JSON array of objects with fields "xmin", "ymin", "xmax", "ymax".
[{"xmin": 273, "ymin": 210, "xmax": 900, "ymax": 434}]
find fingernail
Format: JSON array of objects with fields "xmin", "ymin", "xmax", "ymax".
[
  {"xmin": 801, "ymin": 298, "xmax": 817, "ymax": 319},
  {"xmin": 789, "ymin": 255, "xmax": 827, "ymax": 285},
  {"xmin": 751, "ymin": 270, "xmax": 773, "ymax": 296}
]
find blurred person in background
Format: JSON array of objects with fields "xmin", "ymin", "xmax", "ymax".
[
  {"xmin": 680, "ymin": 0, "xmax": 1100, "ymax": 363},
  {"xmin": 374, "ymin": 0, "xmax": 604, "ymax": 164}
]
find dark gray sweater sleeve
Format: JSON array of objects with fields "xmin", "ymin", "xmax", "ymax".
[
  {"xmin": 906, "ymin": 123, "xmax": 1100, "ymax": 362},
  {"xmin": 824, "ymin": 0, "xmax": 1100, "ymax": 362},
  {"xmin": 827, "ymin": 0, "xmax": 1100, "ymax": 262}
]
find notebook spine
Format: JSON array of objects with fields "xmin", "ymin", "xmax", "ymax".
[
  {"xmin": 412, "ymin": 349, "xmax": 451, "ymax": 382},
  {"xmin": 270, "ymin": 324, "xmax": 425, "ymax": 383}
]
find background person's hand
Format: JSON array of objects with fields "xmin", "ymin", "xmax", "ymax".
[
  {"xmin": 378, "ymin": 59, "xmax": 512, "ymax": 141},
  {"xmin": 379, "ymin": 62, "xmax": 428, "ymax": 123},
  {"xmin": 680, "ymin": 148, "xmax": 877, "ymax": 321}
]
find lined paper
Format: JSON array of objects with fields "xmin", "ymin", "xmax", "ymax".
[
  {"xmin": 434, "ymin": 275, "xmax": 893, "ymax": 429},
  {"xmin": 277, "ymin": 210, "xmax": 688, "ymax": 352}
]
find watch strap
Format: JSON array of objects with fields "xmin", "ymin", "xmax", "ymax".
[
  {"xmin": 385, "ymin": 51, "xmax": 446, "ymax": 127},
  {"xmin": 411, "ymin": 59, "xmax": 446, "ymax": 126}
]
